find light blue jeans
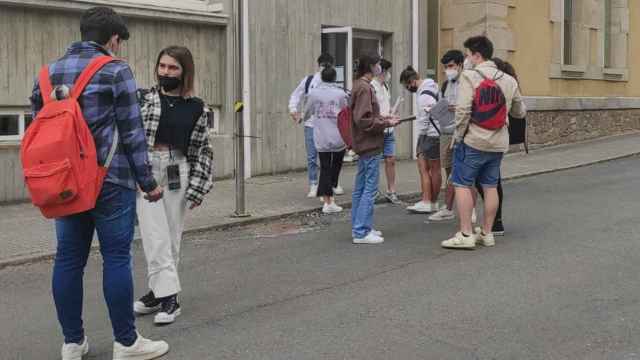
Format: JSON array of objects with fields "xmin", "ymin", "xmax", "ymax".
[
  {"xmin": 351, "ymin": 154, "xmax": 382, "ymax": 239},
  {"xmin": 304, "ymin": 126, "xmax": 318, "ymax": 186}
]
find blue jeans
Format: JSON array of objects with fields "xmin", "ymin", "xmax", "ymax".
[
  {"xmin": 383, "ymin": 132, "xmax": 396, "ymax": 158},
  {"xmin": 451, "ymin": 142, "xmax": 503, "ymax": 188},
  {"xmin": 304, "ymin": 126, "xmax": 318, "ymax": 186},
  {"xmin": 53, "ymin": 182, "xmax": 137, "ymax": 346},
  {"xmin": 351, "ymin": 154, "xmax": 382, "ymax": 239}
]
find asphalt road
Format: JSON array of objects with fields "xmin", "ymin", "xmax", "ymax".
[{"xmin": 2, "ymin": 157, "xmax": 640, "ymax": 360}]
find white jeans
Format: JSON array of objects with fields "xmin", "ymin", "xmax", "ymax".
[{"xmin": 137, "ymin": 150, "xmax": 189, "ymax": 298}]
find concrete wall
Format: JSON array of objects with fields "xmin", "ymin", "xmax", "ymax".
[{"xmin": 246, "ymin": 0, "xmax": 415, "ymax": 177}]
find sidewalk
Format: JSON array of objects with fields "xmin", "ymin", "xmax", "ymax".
[{"xmin": 1, "ymin": 133, "xmax": 639, "ymax": 268}]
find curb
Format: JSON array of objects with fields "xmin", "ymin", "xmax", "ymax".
[{"xmin": 1, "ymin": 151, "xmax": 639, "ymax": 270}]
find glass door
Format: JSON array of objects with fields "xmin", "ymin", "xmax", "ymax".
[{"xmin": 321, "ymin": 27, "xmax": 353, "ymax": 90}]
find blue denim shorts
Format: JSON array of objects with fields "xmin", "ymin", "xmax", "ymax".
[
  {"xmin": 383, "ymin": 132, "xmax": 396, "ymax": 158},
  {"xmin": 451, "ymin": 142, "xmax": 503, "ymax": 188}
]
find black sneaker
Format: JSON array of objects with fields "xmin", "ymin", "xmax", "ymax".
[
  {"xmin": 492, "ymin": 220, "xmax": 505, "ymax": 236},
  {"xmin": 134, "ymin": 291, "xmax": 162, "ymax": 315},
  {"xmin": 154, "ymin": 295, "xmax": 181, "ymax": 325}
]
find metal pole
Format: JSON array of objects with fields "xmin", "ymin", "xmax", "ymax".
[{"xmin": 233, "ymin": 0, "xmax": 250, "ymax": 217}]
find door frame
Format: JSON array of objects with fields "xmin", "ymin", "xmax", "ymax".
[{"xmin": 322, "ymin": 26, "xmax": 353, "ymax": 90}]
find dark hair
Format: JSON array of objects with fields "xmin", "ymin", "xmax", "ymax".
[
  {"xmin": 380, "ymin": 58, "xmax": 392, "ymax": 71},
  {"xmin": 317, "ymin": 53, "xmax": 335, "ymax": 66},
  {"xmin": 80, "ymin": 7, "xmax": 130, "ymax": 45},
  {"xmin": 399, "ymin": 65, "xmax": 419, "ymax": 84},
  {"xmin": 321, "ymin": 66, "xmax": 337, "ymax": 83},
  {"xmin": 155, "ymin": 46, "xmax": 196, "ymax": 97},
  {"xmin": 441, "ymin": 50, "xmax": 465, "ymax": 65},
  {"xmin": 356, "ymin": 54, "xmax": 380, "ymax": 78},
  {"xmin": 463, "ymin": 36, "xmax": 494, "ymax": 61},
  {"xmin": 492, "ymin": 57, "xmax": 519, "ymax": 84}
]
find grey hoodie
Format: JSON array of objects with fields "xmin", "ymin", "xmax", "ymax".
[{"xmin": 305, "ymin": 82, "xmax": 349, "ymax": 152}]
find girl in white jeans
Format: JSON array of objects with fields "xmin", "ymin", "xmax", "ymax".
[{"xmin": 134, "ymin": 46, "xmax": 214, "ymax": 325}]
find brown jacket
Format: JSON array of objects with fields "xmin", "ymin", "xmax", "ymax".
[{"xmin": 351, "ymin": 78, "xmax": 389, "ymax": 157}]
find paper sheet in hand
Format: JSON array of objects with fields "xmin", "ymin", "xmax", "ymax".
[
  {"xmin": 399, "ymin": 115, "xmax": 417, "ymax": 123},
  {"xmin": 429, "ymin": 99, "xmax": 454, "ymax": 126}
]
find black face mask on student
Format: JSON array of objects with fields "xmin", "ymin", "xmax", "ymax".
[
  {"xmin": 407, "ymin": 85, "xmax": 418, "ymax": 93},
  {"xmin": 159, "ymin": 76, "xmax": 182, "ymax": 92}
]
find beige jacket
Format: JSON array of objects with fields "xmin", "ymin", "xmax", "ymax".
[{"xmin": 453, "ymin": 61, "xmax": 526, "ymax": 153}]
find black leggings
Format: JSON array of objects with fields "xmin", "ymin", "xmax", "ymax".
[
  {"xmin": 317, "ymin": 150, "xmax": 345, "ymax": 197},
  {"xmin": 476, "ymin": 178, "xmax": 503, "ymax": 222}
]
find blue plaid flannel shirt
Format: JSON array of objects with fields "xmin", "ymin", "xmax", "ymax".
[{"xmin": 30, "ymin": 41, "xmax": 157, "ymax": 192}]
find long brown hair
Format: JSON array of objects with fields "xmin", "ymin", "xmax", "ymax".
[{"xmin": 155, "ymin": 46, "xmax": 195, "ymax": 97}]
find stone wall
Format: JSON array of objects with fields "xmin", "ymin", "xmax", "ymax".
[{"xmin": 527, "ymin": 109, "xmax": 640, "ymax": 148}]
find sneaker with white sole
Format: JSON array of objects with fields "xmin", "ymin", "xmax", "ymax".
[
  {"xmin": 353, "ymin": 232, "xmax": 384, "ymax": 244},
  {"xmin": 384, "ymin": 192, "xmax": 401, "ymax": 205},
  {"xmin": 62, "ymin": 336, "xmax": 89, "ymax": 360},
  {"xmin": 322, "ymin": 202, "xmax": 343, "ymax": 214},
  {"xmin": 154, "ymin": 295, "xmax": 181, "ymax": 325},
  {"xmin": 113, "ymin": 332, "xmax": 169, "ymax": 360},
  {"xmin": 406, "ymin": 201, "xmax": 437, "ymax": 213},
  {"xmin": 474, "ymin": 227, "xmax": 496, "ymax": 247},
  {"xmin": 134, "ymin": 291, "xmax": 161, "ymax": 315},
  {"xmin": 333, "ymin": 185, "xmax": 345, "ymax": 195},
  {"xmin": 492, "ymin": 220, "xmax": 505, "ymax": 236},
  {"xmin": 428, "ymin": 208, "xmax": 456, "ymax": 221},
  {"xmin": 441, "ymin": 232, "xmax": 477, "ymax": 250},
  {"xmin": 307, "ymin": 185, "xmax": 318, "ymax": 198}
]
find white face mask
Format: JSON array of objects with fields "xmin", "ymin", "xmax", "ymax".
[
  {"xmin": 463, "ymin": 57, "xmax": 474, "ymax": 70},
  {"xmin": 445, "ymin": 69, "xmax": 459, "ymax": 81}
]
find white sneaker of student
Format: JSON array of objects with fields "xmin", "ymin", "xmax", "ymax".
[
  {"xmin": 112, "ymin": 332, "xmax": 169, "ymax": 360},
  {"xmin": 322, "ymin": 202, "xmax": 343, "ymax": 214},
  {"xmin": 61, "ymin": 336, "xmax": 89, "ymax": 360},
  {"xmin": 353, "ymin": 232, "xmax": 384, "ymax": 244},
  {"xmin": 406, "ymin": 201, "xmax": 436, "ymax": 213},
  {"xmin": 307, "ymin": 184, "xmax": 318, "ymax": 198},
  {"xmin": 428, "ymin": 208, "xmax": 456, "ymax": 221},
  {"xmin": 333, "ymin": 185, "xmax": 345, "ymax": 195}
]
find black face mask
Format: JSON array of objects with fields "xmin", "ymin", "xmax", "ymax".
[
  {"xmin": 159, "ymin": 76, "xmax": 182, "ymax": 92},
  {"xmin": 407, "ymin": 85, "xmax": 418, "ymax": 93}
]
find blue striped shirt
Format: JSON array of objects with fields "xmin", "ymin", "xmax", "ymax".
[{"xmin": 30, "ymin": 41, "xmax": 156, "ymax": 192}]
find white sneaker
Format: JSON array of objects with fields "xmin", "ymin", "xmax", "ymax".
[
  {"xmin": 307, "ymin": 185, "xmax": 318, "ymax": 198},
  {"xmin": 471, "ymin": 208, "xmax": 478, "ymax": 224},
  {"xmin": 371, "ymin": 229, "xmax": 382, "ymax": 237},
  {"xmin": 333, "ymin": 185, "xmax": 345, "ymax": 195},
  {"xmin": 406, "ymin": 201, "xmax": 436, "ymax": 213},
  {"xmin": 441, "ymin": 232, "xmax": 477, "ymax": 250},
  {"xmin": 353, "ymin": 232, "xmax": 384, "ymax": 244},
  {"xmin": 428, "ymin": 208, "xmax": 456, "ymax": 221},
  {"xmin": 322, "ymin": 202, "xmax": 343, "ymax": 214},
  {"xmin": 474, "ymin": 227, "xmax": 496, "ymax": 247},
  {"xmin": 62, "ymin": 336, "xmax": 89, "ymax": 360},
  {"xmin": 113, "ymin": 332, "xmax": 169, "ymax": 360}
]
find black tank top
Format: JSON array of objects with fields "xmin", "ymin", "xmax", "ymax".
[{"xmin": 155, "ymin": 94, "xmax": 204, "ymax": 154}]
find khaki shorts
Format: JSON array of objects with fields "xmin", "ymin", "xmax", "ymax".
[{"xmin": 440, "ymin": 134, "xmax": 454, "ymax": 171}]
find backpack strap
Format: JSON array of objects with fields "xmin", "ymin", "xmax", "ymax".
[
  {"xmin": 440, "ymin": 80, "xmax": 449, "ymax": 98},
  {"xmin": 38, "ymin": 66, "xmax": 54, "ymax": 105},
  {"xmin": 420, "ymin": 89, "xmax": 439, "ymax": 101},
  {"xmin": 71, "ymin": 56, "xmax": 117, "ymax": 100},
  {"xmin": 304, "ymin": 75, "xmax": 314, "ymax": 95}
]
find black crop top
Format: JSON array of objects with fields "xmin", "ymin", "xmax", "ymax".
[{"xmin": 155, "ymin": 94, "xmax": 204, "ymax": 154}]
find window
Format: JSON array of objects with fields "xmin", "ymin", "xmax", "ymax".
[
  {"xmin": 604, "ymin": 0, "xmax": 612, "ymax": 68},
  {"xmin": 205, "ymin": 105, "xmax": 221, "ymax": 135},
  {"xmin": 563, "ymin": 0, "xmax": 574, "ymax": 65},
  {"xmin": 0, "ymin": 110, "xmax": 33, "ymax": 141}
]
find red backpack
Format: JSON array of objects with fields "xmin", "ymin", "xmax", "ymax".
[
  {"xmin": 471, "ymin": 69, "xmax": 507, "ymax": 130},
  {"xmin": 21, "ymin": 56, "xmax": 119, "ymax": 219},
  {"xmin": 337, "ymin": 106, "xmax": 353, "ymax": 149}
]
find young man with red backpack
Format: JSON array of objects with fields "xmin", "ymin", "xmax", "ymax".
[
  {"xmin": 28, "ymin": 7, "xmax": 168, "ymax": 360},
  {"xmin": 441, "ymin": 36, "xmax": 526, "ymax": 250}
]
